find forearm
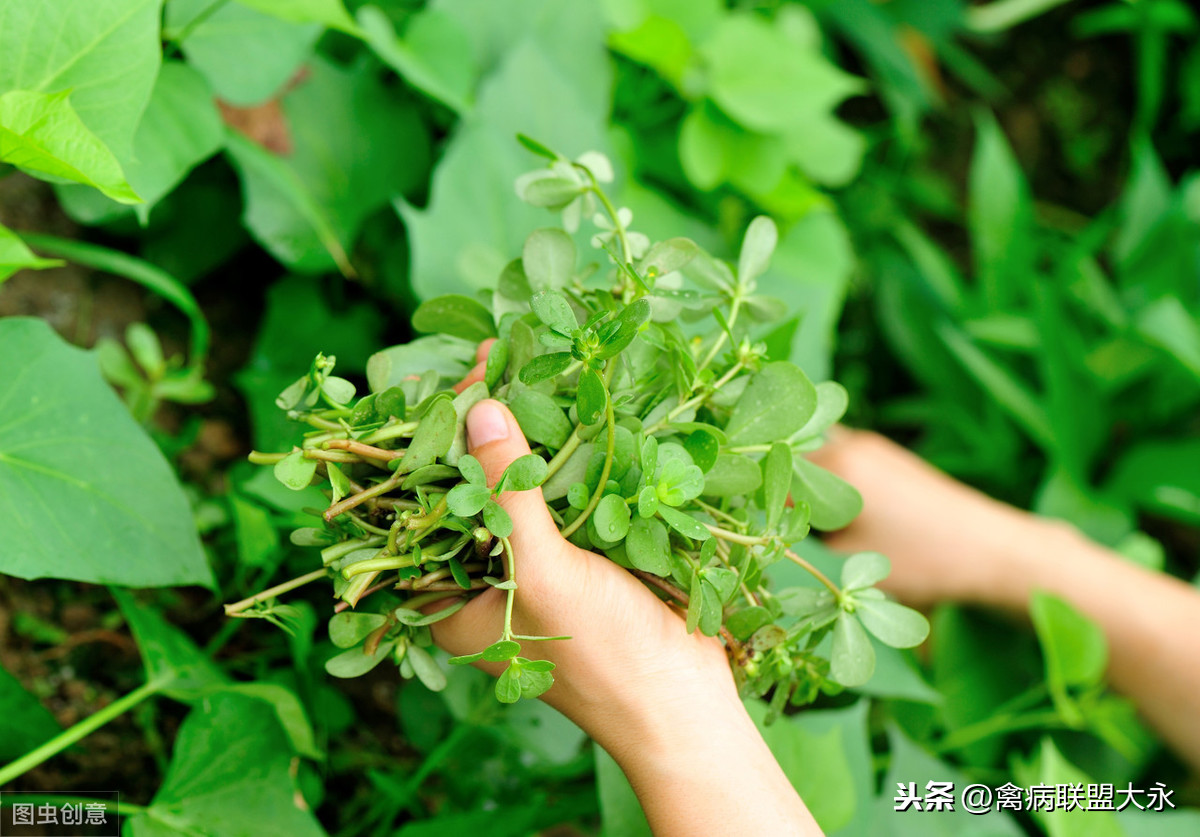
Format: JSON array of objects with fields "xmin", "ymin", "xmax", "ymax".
[
  {"xmin": 974, "ymin": 515, "xmax": 1200, "ymax": 771},
  {"xmin": 588, "ymin": 685, "xmax": 823, "ymax": 837}
]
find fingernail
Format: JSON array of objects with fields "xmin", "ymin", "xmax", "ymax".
[{"xmin": 467, "ymin": 400, "xmax": 509, "ymax": 449}]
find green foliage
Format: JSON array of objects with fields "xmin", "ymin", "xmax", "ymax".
[
  {"xmin": 0, "ymin": 319, "xmax": 213, "ymax": 588},
  {"xmin": 1, "ymin": 0, "xmax": 1198, "ymax": 833},
  {"xmin": 248, "ymin": 144, "xmax": 925, "ymax": 709}
]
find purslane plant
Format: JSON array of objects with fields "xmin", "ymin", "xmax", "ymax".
[{"xmin": 233, "ymin": 138, "xmax": 929, "ymax": 715}]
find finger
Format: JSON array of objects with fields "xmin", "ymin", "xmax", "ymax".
[
  {"xmin": 452, "ymin": 339, "xmax": 500, "ymax": 394},
  {"xmin": 466, "ymin": 399, "xmax": 561, "ymax": 555},
  {"xmin": 453, "ymin": 359, "xmax": 486, "ymax": 393},
  {"xmin": 476, "ymin": 338, "xmax": 496, "ymax": 365}
]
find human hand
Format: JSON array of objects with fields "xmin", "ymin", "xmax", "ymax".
[
  {"xmin": 807, "ymin": 428, "xmax": 1041, "ymax": 609},
  {"xmin": 433, "ymin": 343, "xmax": 738, "ymax": 758}
]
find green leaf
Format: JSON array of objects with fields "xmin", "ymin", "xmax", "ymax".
[
  {"xmin": 326, "ymin": 641, "xmax": 396, "ymax": 678},
  {"xmin": 596, "ymin": 298, "xmax": 652, "ymax": 359},
  {"xmin": 395, "ymin": 396, "xmax": 456, "ymax": 475},
  {"xmin": 830, "ymin": 611, "xmax": 874, "ymax": 687},
  {"xmin": 167, "ymin": 0, "xmax": 320, "ymax": 107},
  {"xmin": 841, "ymin": 552, "xmax": 890, "ymax": 591},
  {"xmin": 447, "ymin": 483, "xmax": 491, "ymax": 517},
  {"xmin": 482, "ymin": 640, "xmax": 522, "ymax": 662},
  {"xmin": 225, "ymin": 57, "xmax": 429, "ymax": 274},
  {"xmin": 683, "ymin": 427, "xmax": 719, "ymax": 472},
  {"xmin": 398, "ymin": 1, "xmax": 610, "ymax": 299},
  {"xmin": 113, "ymin": 589, "xmax": 227, "ymax": 698},
  {"xmin": 328, "ymin": 612, "xmax": 387, "ymax": 649},
  {"xmin": 519, "ymin": 351, "xmax": 573, "ymax": 385},
  {"xmin": 747, "ymin": 701, "xmax": 865, "ymax": 834},
  {"xmin": 576, "ymin": 366, "xmax": 608, "ymax": 425},
  {"xmin": 495, "ymin": 663, "xmax": 522, "ymax": 703},
  {"xmin": 737, "ymin": 216, "xmax": 778, "ymax": 286},
  {"xmin": 0, "ymin": 660, "xmax": 61, "ymax": 762},
  {"xmin": 702, "ymin": 453, "xmax": 762, "ymax": 497},
  {"xmin": 968, "ymin": 110, "xmax": 1032, "ymax": 305},
  {"xmin": 523, "ymin": 228, "xmax": 576, "ymax": 290},
  {"xmin": 484, "ymin": 338, "xmax": 509, "ymax": 388},
  {"xmin": 0, "ymin": 319, "xmax": 213, "ymax": 588},
  {"xmin": 0, "ymin": 0, "xmax": 162, "ymax": 159},
  {"xmin": 1031, "ymin": 591, "xmax": 1108, "ymax": 720},
  {"xmin": 531, "ymin": 290, "xmax": 579, "ymax": 334},
  {"xmin": 412, "ymin": 294, "xmax": 497, "ymax": 342},
  {"xmin": 594, "ymin": 494, "xmax": 632, "ymax": 542},
  {"xmin": 725, "ymin": 362, "xmax": 817, "ymax": 446},
  {"xmin": 937, "ymin": 321, "xmax": 1054, "ymax": 450},
  {"xmin": 519, "ymin": 667, "xmax": 554, "ymax": 699},
  {"xmin": 357, "ymin": 5, "xmax": 474, "ymax": 113},
  {"xmin": 274, "ymin": 449, "xmax": 317, "ymax": 490},
  {"xmin": 625, "ymin": 516, "xmax": 670, "ymax": 574},
  {"xmin": 637, "ymin": 484, "xmax": 659, "ymax": 518},
  {"xmin": 122, "ymin": 694, "xmax": 326, "ymax": 837},
  {"xmin": 699, "ymin": 13, "xmax": 864, "ymax": 135},
  {"xmin": 854, "ymin": 599, "xmax": 929, "ymax": 648},
  {"xmin": 658, "ymin": 505, "xmax": 711, "ymax": 541},
  {"xmin": 482, "ymin": 499, "xmax": 513, "ymax": 537},
  {"xmin": 762, "ymin": 442, "xmax": 791, "ymax": 530},
  {"xmin": 0, "ymin": 222, "xmax": 61, "ymax": 283},
  {"xmin": 509, "ymin": 389, "xmax": 573, "ymax": 448},
  {"xmin": 73, "ymin": 61, "xmax": 223, "ymax": 222},
  {"xmin": 790, "ymin": 458, "xmax": 863, "ymax": 531},
  {"xmin": 405, "ymin": 645, "xmax": 448, "ymax": 692},
  {"xmin": 795, "ymin": 381, "xmax": 849, "ymax": 440},
  {"xmin": 502, "ymin": 454, "xmax": 549, "ymax": 492},
  {"xmin": 458, "ymin": 453, "xmax": 487, "ymax": 487},
  {"xmin": 595, "ymin": 742, "xmax": 653, "ymax": 837},
  {"xmin": 0, "ymin": 91, "xmax": 138, "ymax": 203},
  {"xmin": 1013, "ymin": 737, "xmax": 1124, "ymax": 837}
]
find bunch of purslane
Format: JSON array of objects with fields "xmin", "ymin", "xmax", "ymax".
[{"xmin": 236, "ymin": 139, "xmax": 928, "ymax": 717}]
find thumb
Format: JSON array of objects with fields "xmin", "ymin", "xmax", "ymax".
[{"xmin": 465, "ymin": 399, "xmax": 561, "ymax": 555}]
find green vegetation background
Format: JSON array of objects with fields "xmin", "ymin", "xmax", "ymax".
[{"xmin": 0, "ymin": 0, "xmax": 1198, "ymax": 834}]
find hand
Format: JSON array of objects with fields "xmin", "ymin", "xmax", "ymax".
[
  {"xmin": 428, "ymin": 394, "xmax": 736, "ymax": 751},
  {"xmin": 807, "ymin": 428, "xmax": 1039, "ymax": 609},
  {"xmin": 431, "ymin": 344, "xmax": 821, "ymax": 836}
]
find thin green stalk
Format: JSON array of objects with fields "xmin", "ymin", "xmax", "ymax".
[
  {"xmin": 544, "ymin": 426, "xmax": 582, "ymax": 480},
  {"xmin": 697, "ymin": 294, "xmax": 742, "ymax": 374},
  {"xmin": 0, "ymin": 680, "xmax": 162, "ymax": 787},
  {"xmin": 782, "ymin": 548, "xmax": 842, "ymax": 602},
  {"xmin": 224, "ymin": 568, "xmax": 328, "ymax": 615},
  {"xmin": 560, "ymin": 378, "xmax": 616, "ymax": 539},
  {"xmin": 500, "ymin": 537, "xmax": 517, "ymax": 641},
  {"xmin": 21, "ymin": 234, "xmax": 209, "ymax": 365},
  {"xmin": 342, "ymin": 554, "xmax": 416, "ymax": 578},
  {"xmin": 934, "ymin": 710, "xmax": 1066, "ymax": 754},
  {"xmin": 645, "ymin": 360, "xmax": 743, "ymax": 435}
]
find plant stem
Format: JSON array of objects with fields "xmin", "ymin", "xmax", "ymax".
[
  {"xmin": 224, "ymin": 568, "xmax": 328, "ymax": 615},
  {"xmin": 704, "ymin": 524, "xmax": 767, "ymax": 546},
  {"xmin": 544, "ymin": 426, "xmax": 583, "ymax": 480},
  {"xmin": 587, "ymin": 179, "xmax": 632, "ymax": 266},
  {"xmin": 325, "ymin": 473, "xmax": 401, "ymax": 521},
  {"xmin": 361, "ymin": 420, "xmax": 419, "ymax": 445},
  {"xmin": 500, "ymin": 538, "xmax": 517, "ymax": 641},
  {"xmin": 934, "ymin": 710, "xmax": 1066, "ymax": 754},
  {"xmin": 342, "ymin": 554, "xmax": 415, "ymax": 578},
  {"xmin": 782, "ymin": 548, "xmax": 842, "ymax": 601},
  {"xmin": 560, "ymin": 374, "xmax": 616, "ymax": 538},
  {"xmin": 698, "ymin": 294, "xmax": 742, "ymax": 374},
  {"xmin": 0, "ymin": 680, "xmax": 161, "ymax": 786},
  {"xmin": 326, "ymin": 439, "xmax": 403, "ymax": 461},
  {"xmin": 645, "ymin": 360, "xmax": 744, "ymax": 435}
]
